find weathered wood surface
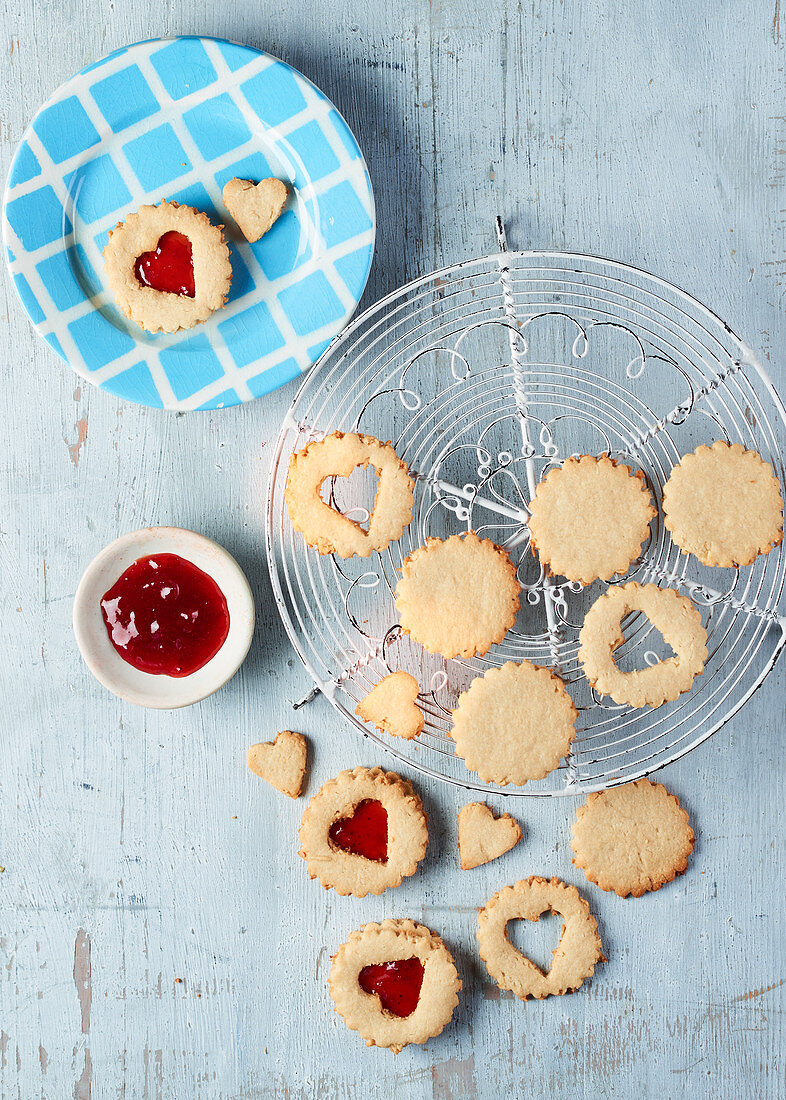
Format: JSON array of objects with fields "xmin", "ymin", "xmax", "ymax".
[{"xmin": 1, "ymin": 1, "xmax": 784, "ymax": 1097}]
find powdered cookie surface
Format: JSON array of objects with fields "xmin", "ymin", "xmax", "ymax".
[
  {"xmin": 356, "ymin": 672, "xmax": 424, "ymax": 740},
  {"xmin": 286, "ymin": 432, "xmax": 414, "ymax": 557},
  {"xmin": 578, "ymin": 582, "xmax": 707, "ymax": 708},
  {"xmin": 395, "ymin": 532, "xmax": 521, "ymax": 658},
  {"xmin": 247, "ymin": 730, "xmax": 307, "ymax": 798},
  {"xmin": 663, "ymin": 441, "xmax": 783, "ymax": 567},
  {"xmin": 528, "ymin": 455, "xmax": 655, "ymax": 583},
  {"xmin": 477, "ymin": 877, "xmax": 602, "ymax": 1000},
  {"xmin": 450, "ymin": 661, "xmax": 577, "ymax": 785},
  {"xmin": 298, "ymin": 767, "xmax": 428, "ymax": 897},
  {"xmin": 222, "ymin": 177, "xmax": 288, "ymax": 242},
  {"xmin": 329, "ymin": 918, "xmax": 461, "ymax": 1053},
  {"xmin": 458, "ymin": 803, "xmax": 522, "ymax": 869},
  {"xmin": 104, "ymin": 200, "xmax": 232, "ymax": 333},
  {"xmin": 571, "ymin": 777, "xmax": 694, "ymax": 897}
]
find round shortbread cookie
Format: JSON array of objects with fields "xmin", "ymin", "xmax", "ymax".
[
  {"xmin": 571, "ymin": 778, "xmax": 694, "ymax": 897},
  {"xmin": 103, "ymin": 200, "xmax": 232, "ymax": 333},
  {"xmin": 662, "ymin": 441, "xmax": 783, "ymax": 567},
  {"xmin": 450, "ymin": 661, "xmax": 577, "ymax": 785},
  {"xmin": 477, "ymin": 877, "xmax": 602, "ymax": 1000},
  {"xmin": 298, "ymin": 767, "xmax": 428, "ymax": 897},
  {"xmin": 285, "ymin": 432, "xmax": 414, "ymax": 557},
  {"xmin": 578, "ymin": 582, "xmax": 708, "ymax": 708},
  {"xmin": 395, "ymin": 532, "xmax": 521, "ymax": 658},
  {"xmin": 527, "ymin": 455, "xmax": 655, "ymax": 584},
  {"xmin": 329, "ymin": 919, "xmax": 461, "ymax": 1053},
  {"xmin": 355, "ymin": 672, "xmax": 424, "ymax": 740}
]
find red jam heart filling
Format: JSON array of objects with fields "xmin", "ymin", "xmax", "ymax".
[
  {"xmin": 328, "ymin": 799, "xmax": 388, "ymax": 862},
  {"xmin": 134, "ymin": 231, "xmax": 195, "ymax": 297},
  {"xmin": 358, "ymin": 958, "xmax": 424, "ymax": 1018}
]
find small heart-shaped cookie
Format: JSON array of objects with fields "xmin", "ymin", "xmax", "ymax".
[
  {"xmin": 458, "ymin": 802, "xmax": 522, "ymax": 869},
  {"xmin": 222, "ymin": 177, "xmax": 288, "ymax": 242},
  {"xmin": 247, "ymin": 730, "xmax": 307, "ymax": 798},
  {"xmin": 356, "ymin": 672, "xmax": 424, "ymax": 740}
]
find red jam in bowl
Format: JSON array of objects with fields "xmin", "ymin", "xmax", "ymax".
[{"xmin": 100, "ymin": 553, "xmax": 230, "ymax": 677}]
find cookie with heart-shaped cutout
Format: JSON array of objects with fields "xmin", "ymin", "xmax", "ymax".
[
  {"xmin": 247, "ymin": 730, "xmax": 308, "ymax": 798},
  {"xmin": 104, "ymin": 200, "xmax": 232, "ymax": 333},
  {"xmin": 355, "ymin": 672, "xmax": 424, "ymax": 740},
  {"xmin": 578, "ymin": 582, "xmax": 708, "ymax": 708},
  {"xmin": 222, "ymin": 177, "xmax": 288, "ymax": 242},
  {"xmin": 329, "ymin": 918, "xmax": 461, "ymax": 1052},
  {"xmin": 458, "ymin": 802, "xmax": 522, "ymax": 869},
  {"xmin": 298, "ymin": 767, "xmax": 428, "ymax": 897},
  {"xmin": 286, "ymin": 431, "xmax": 415, "ymax": 557},
  {"xmin": 477, "ymin": 877, "xmax": 602, "ymax": 1000}
]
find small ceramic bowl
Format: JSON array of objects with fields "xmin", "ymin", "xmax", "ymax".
[{"xmin": 73, "ymin": 527, "xmax": 255, "ymax": 708}]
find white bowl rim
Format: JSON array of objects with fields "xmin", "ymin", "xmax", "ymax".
[{"xmin": 73, "ymin": 526, "xmax": 255, "ymax": 708}]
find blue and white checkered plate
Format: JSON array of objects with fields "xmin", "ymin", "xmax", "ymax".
[{"xmin": 3, "ymin": 36, "xmax": 375, "ymax": 410}]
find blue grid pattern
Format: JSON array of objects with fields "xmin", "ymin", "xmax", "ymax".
[{"xmin": 2, "ymin": 36, "xmax": 375, "ymax": 411}]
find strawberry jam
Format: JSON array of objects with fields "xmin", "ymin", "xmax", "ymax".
[
  {"xmin": 100, "ymin": 553, "xmax": 229, "ymax": 677},
  {"xmin": 134, "ymin": 231, "xmax": 195, "ymax": 297},
  {"xmin": 328, "ymin": 799, "xmax": 388, "ymax": 862},
  {"xmin": 358, "ymin": 958, "xmax": 424, "ymax": 1017}
]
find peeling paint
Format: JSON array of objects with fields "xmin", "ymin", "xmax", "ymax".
[
  {"xmin": 75, "ymin": 1048, "xmax": 91, "ymax": 1100},
  {"xmin": 73, "ymin": 928, "xmax": 92, "ymax": 1033},
  {"xmin": 432, "ymin": 1054, "xmax": 478, "ymax": 1099},
  {"xmin": 66, "ymin": 415, "xmax": 89, "ymax": 467}
]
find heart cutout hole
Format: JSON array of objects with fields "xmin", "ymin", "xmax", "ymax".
[
  {"xmin": 135, "ymin": 231, "xmax": 195, "ymax": 298},
  {"xmin": 322, "ymin": 464, "xmax": 380, "ymax": 532},
  {"xmin": 616, "ymin": 612, "xmax": 676, "ymax": 673},
  {"xmin": 359, "ymin": 957, "xmax": 424, "ymax": 1017},
  {"xmin": 328, "ymin": 799, "xmax": 388, "ymax": 862},
  {"xmin": 506, "ymin": 910, "xmax": 563, "ymax": 977}
]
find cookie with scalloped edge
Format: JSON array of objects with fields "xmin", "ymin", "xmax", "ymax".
[
  {"xmin": 571, "ymin": 777, "xmax": 695, "ymax": 897},
  {"xmin": 395, "ymin": 532, "xmax": 521, "ymax": 658},
  {"xmin": 450, "ymin": 661, "xmax": 577, "ymax": 785},
  {"xmin": 662, "ymin": 441, "xmax": 783, "ymax": 567},
  {"xmin": 298, "ymin": 767, "xmax": 428, "ymax": 897},
  {"xmin": 286, "ymin": 432, "xmax": 414, "ymax": 557},
  {"xmin": 528, "ymin": 455, "xmax": 655, "ymax": 584},
  {"xmin": 329, "ymin": 918, "xmax": 461, "ymax": 1053},
  {"xmin": 477, "ymin": 877, "xmax": 602, "ymax": 1000},
  {"xmin": 578, "ymin": 582, "xmax": 707, "ymax": 708},
  {"xmin": 104, "ymin": 200, "xmax": 231, "ymax": 333}
]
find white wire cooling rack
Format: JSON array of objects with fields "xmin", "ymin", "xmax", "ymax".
[{"xmin": 266, "ymin": 229, "xmax": 786, "ymax": 796}]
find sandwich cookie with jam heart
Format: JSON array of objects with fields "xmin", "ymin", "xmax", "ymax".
[
  {"xmin": 298, "ymin": 766, "xmax": 428, "ymax": 897},
  {"xmin": 103, "ymin": 200, "xmax": 232, "ymax": 334},
  {"xmin": 329, "ymin": 919, "xmax": 461, "ymax": 1053}
]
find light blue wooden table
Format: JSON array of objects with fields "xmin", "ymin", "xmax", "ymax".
[{"xmin": 1, "ymin": 2, "xmax": 784, "ymax": 1097}]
